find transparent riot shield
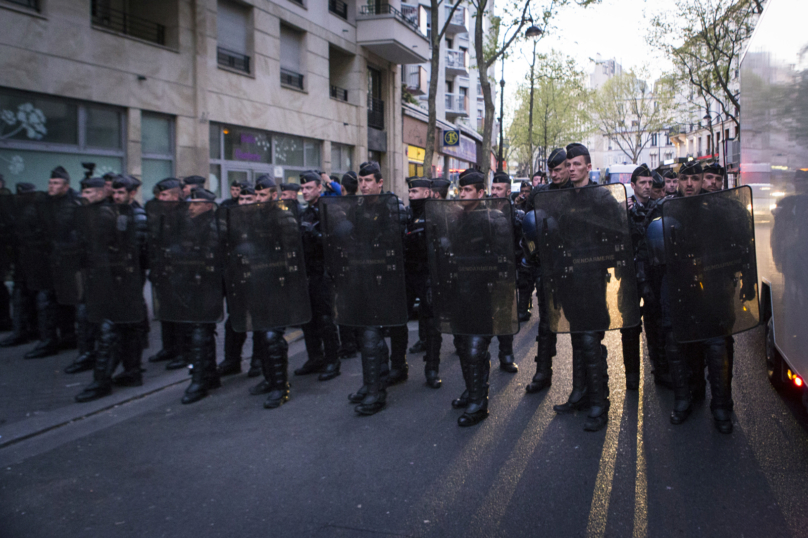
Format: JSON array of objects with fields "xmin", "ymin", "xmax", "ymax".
[
  {"xmin": 320, "ymin": 194, "xmax": 408, "ymax": 327},
  {"xmin": 75, "ymin": 204, "xmax": 144, "ymax": 324},
  {"xmin": 42, "ymin": 196, "xmax": 84, "ymax": 305},
  {"xmin": 662, "ymin": 186, "xmax": 759, "ymax": 342},
  {"xmin": 14, "ymin": 192, "xmax": 52, "ymax": 291},
  {"xmin": 532, "ymin": 183, "xmax": 640, "ymax": 333},
  {"xmin": 425, "ymin": 198, "xmax": 518, "ymax": 336},
  {"xmin": 222, "ymin": 201, "xmax": 311, "ymax": 332},
  {"xmin": 146, "ymin": 200, "xmax": 224, "ymax": 324},
  {"xmin": 0, "ymin": 193, "xmax": 14, "ymax": 282}
]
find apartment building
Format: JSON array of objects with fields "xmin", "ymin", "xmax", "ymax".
[{"xmin": 0, "ymin": 0, "xmax": 430, "ymax": 198}]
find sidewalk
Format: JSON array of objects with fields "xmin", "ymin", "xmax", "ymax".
[{"xmin": 0, "ymin": 320, "xmax": 303, "ymax": 449}]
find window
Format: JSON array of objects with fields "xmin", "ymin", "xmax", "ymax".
[
  {"xmin": 331, "ymin": 143, "xmax": 353, "ymax": 174},
  {"xmin": 91, "ymin": 0, "xmax": 176, "ymax": 47},
  {"xmin": 280, "ymin": 25, "xmax": 305, "ymax": 90},
  {"xmin": 141, "ymin": 112, "xmax": 174, "ymax": 196},
  {"xmin": 328, "ymin": 0, "xmax": 348, "ymax": 19},
  {"xmin": 650, "ymin": 133, "xmax": 658, "ymax": 147},
  {"xmin": 0, "ymin": 88, "xmax": 125, "ymax": 191},
  {"xmin": 217, "ymin": 0, "xmax": 251, "ymax": 74}
]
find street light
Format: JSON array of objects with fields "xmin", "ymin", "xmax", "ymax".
[
  {"xmin": 497, "ymin": 67, "xmax": 506, "ymax": 172},
  {"xmin": 526, "ymin": 24, "xmax": 544, "ymax": 177}
]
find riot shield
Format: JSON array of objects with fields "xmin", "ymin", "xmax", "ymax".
[
  {"xmin": 14, "ymin": 192, "xmax": 52, "ymax": 291},
  {"xmin": 425, "ymin": 198, "xmax": 518, "ymax": 336},
  {"xmin": 75, "ymin": 204, "xmax": 144, "ymax": 324},
  {"xmin": 662, "ymin": 186, "xmax": 759, "ymax": 342},
  {"xmin": 532, "ymin": 183, "xmax": 640, "ymax": 333},
  {"xmin": 222, "ymin": 201, "xmax": 311, "ymax": 332},
  {"xmin": 0, "ymin": 193, "xmax": 14, "ymax": 281},
  {"xmin": 321, "ymin": 194, "xmax": 407, "ymax": 327},
  {"xmin": 42, "ymin": 196, "xmax": 84, "ymax": 305},
  {"xmin": 146, "ymin": 200, "xmax": 223, "ymax": 323}
]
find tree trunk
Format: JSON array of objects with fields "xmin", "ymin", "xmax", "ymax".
[
  {"xmin": 474, "ymin": 0, "xmax": 494, "ymax": 179},
  {"xmin": 422, "ymin": 1, "xmax": 443, "ymax": 179}
]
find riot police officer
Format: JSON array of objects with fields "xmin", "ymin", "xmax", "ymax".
[
  {"xmin": 431, "ymin": 179, "xmax": 451, "ymax": 200},
  {"xmin": 702, "ymin": 163, "xmax": 725, "ymax": 193},
  {"xmin": 296, "ymin": 171, "xmax": 341, "ymax": 381}
]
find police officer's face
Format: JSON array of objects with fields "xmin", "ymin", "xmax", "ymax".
[
  {"xmin": 48, "ymin": 178, "xmax": 70, "ymax": 197},
  {"xmin": 188, "ymin": 201, "xmax": 213, "ymax": 218},
  {"xmin": 157, "ymin": 188, "xmax": 181, "ymax": 202},
  {"xmin": 567, "ymin": 156, "xmax": 591, "ymax": 186},
  {"xmin": 230, "ymin": 185, "xmax": 241, "ymax": 199},
  {"xmin": 280, "ymin": 190, "xmax": 297, "ymax": 201},
  {"xmin": 358, "ymin": 175, "xmax": 383, "ymax": 195},
  {"xmin": 239, "ymin": 194, "xmax": 255, "ymax": 205},
  {"xmin": 664, "ymin": 176, "xmax": 677, "ymax": 194},
  {"xmin": 408, "ymin": 187, "xmax": 431, "ymax": 200},
  {"xmin": 550, "ymin": 162, "xmax": 569, "ymax": 184},
  {"xmin": 182, "ymin": 183, "xmax": 192, "ymax": 198},
  {"xmin": 632, "ymin": 176, "xmax": 653, "ymax": 203},
  {"xmin": 678, "ymin": 173, "xmax": 703, "ymax": 197},
  {"xmin": 490, "ymin": 183, "xmax": 509, "ymax": 199},
  {"xmin": 112, "ymin": 187, "xmax": 132, "ymax": 205},
  {"xmin": 81, "ymin": 187, "xmax": 106, "ymax": 203},
  {"xmin": 301, "ymin": 181, "xmax": 321, "ymax": 203},
  {"xmin": 458, "ymin": 185, "xmax": 485, "ymax": 200},
  {"xmin": 256, "ymin": 189, "xmax": 278, "ymax": 203},
  {"xmin": 703, "ymin": 172, "xmax": 722, "ymax": 192},
  {"xmin": 651, "ymin": 186, "xmax": 664, "ymax": 200}
]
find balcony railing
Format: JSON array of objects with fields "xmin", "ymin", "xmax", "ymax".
[
  {"xmin": 368, "ymin": 96, "xmax": 385, "ymax": 130},
  {"xmin": 445, "ymin": 4, "xmax": 465, "ymax": 27},
  {"xmin": 281, "ymin": 68, "xmax": 305, "ymax": 89},
  {"xmin": 446, "ymin": 49, "xmax": 467, "ymax": 70},
  {"xmin": 359, "ymin": 3, "xmax": 423, "ymax": 36},
  {"xmin": 445, "ymin": 94, "xmax": 468, "ymax": 114},
  {"xmin": 218, "ymin": 47, "xmax": 251, "ymax": 73},
  {"xmin": 7, "ymin": 0, "xmax": 39, "ymax": 10},
  {"xmin": 91, "ymin": 0, "xmax": 166, "ymax": 45},
  {"xmin": 331, "ymin": 85, "xmax": 349, "ymax": 102},
  {"xmin": 329, "ymin": 0, "xmax": 348, "ymax": 19}
]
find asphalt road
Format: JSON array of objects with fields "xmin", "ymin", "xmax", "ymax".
[{"xmin": 1, "ymin": 315, "xmax": 808, "ymax": 538}]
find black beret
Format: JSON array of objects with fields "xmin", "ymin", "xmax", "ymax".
[
  {"xmin": 231, "ymin": 179, "xmax": 246, "ymax": 187},
  {"xmin": 80, "ymin": 177, "xmax": 106, "ymax": 189},
  {"xmin": 50, "ymin": 166, "xmax": 70, "ymax": 182},
  {"xmin": 492, "ymin": 171, "xmax": 511, "ymax": 184},
  {"xmin": 565, "ymin": 143, "xmax": 590, "ymax": 159},
  {"xmin": 154, "ymin": 178, "xmax": 182, "ymax": 192},
  {"xmin": 547, "ymin": 148, "xmax": 567, "ymax": 169},
  {"xmin": 358, "ymin": 161, "xmax": 381, "ymax": 177},
  {"xmin": 16, "ymin": 182, "xmax": 36, "ymax": 194},
  {"xmin": 240, "ymin": 186, "xmax": 256, "ymax": 196},
  {"xmin": 183, "ymin": 175, "xmax": 206, "ymax": 186},
  {"xmin": 431, "ymin": 179, "xmax": 450, "ymax": 189},
  {"xmin": 279, "ymin": 182, "xmax": 301, "ymax": 192},
  {"xmin": 679, "ymin": 161, "xmax": 703, "ymax": 176},
  {"xmin": 662, "ymin": 169, "xmax": 677, "ymax": 180},
  {"xmin": 128, "ymin": 175, "xmax": 142, "ymax": 188},
  {"xmin": 300, "ymin": 170, "xmax": 321, "ymax": 185},
  {"xmin": 111, "ymin": 175, "xmax": 135, "ymax": 191},
  {"xmin": 341, "ymin": 171, "xmax": 358, "ymax": 187},
  {"xmin": 702, "ymin": 163, "xmax": 725, "ymax": 176},
  {"xmin": 652, "ymin": 171, "xmax": 665, "ymax": 188},
  {"xmin": 190, "ymin": 188, "xmax": 216, "ymax": 201},
  {"xmin": 255, "ymin": 175, "xmax": 277, "ymax": 190},
  {"xmin": 407, "ymin": 177, "xmax": 432, "ymax": 189},
  {"xmin": 631, "ymin": 164, "xmax": 653, "ymax": 183},
  {"xmin": 458, "ymin": 169, "xmax": 485, "ymax": 187},
  {"xmin": 102, "ymin": 172, "xmax": 117, "ymax": 181}
]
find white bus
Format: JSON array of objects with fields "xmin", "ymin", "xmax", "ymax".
[{"xmin": 740, "ymin": 0, "xmax": 808, "ymax": 408}]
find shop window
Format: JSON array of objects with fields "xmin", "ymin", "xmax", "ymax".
[
  {"xmin": 141, "ymin": 112, "xmax": 175, "ymax": 195},
  {"xmin": 223, "ymin": 126, "xmax": 272, "ymax": 163}
]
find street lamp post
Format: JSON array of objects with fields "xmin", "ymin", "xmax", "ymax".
[
  {"xmin": 497, "ymin": 66, "xmax": 505, "ymax": 172},
  {"xmin": 525, "ymin": 24, "xmax": 543, "ymax": 177}
]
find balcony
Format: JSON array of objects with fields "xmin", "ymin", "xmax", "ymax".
[
  {"xmin": 356, "ymin": 3, "xmax": 429, "ymax": 65},
  {"xmin": 445, "ymin": 49, "xmax": 468, "ymax": 77},
  {"xmin": 7, "ymin": 0, "xmax": 39, "ymax": 10},
  {"xmin": 330, "ymin": 85, "xmax": 349, "ymax": 102},
  {"xmin": 91, "ymin": 0, "xmax": 166, "ymax": 46},
  {"xmin": 329, "ymin": 0, "xmax": 348, "ymax": 20},
  {"xmin": 281, "ymin": 68, "xmax": 304, "ymax": 89},
  {"xmin": 406, "ymin": 66, "xmax": 428, "ymax": 96},
  {"xmin": 444, "ymin": 4, "xmax": 467, "ymax": 34},
  {"xmin": 368, "ymin": 96, "xmax": 385, "ymax": 131},
  {"xmin": 218, "ymin": 47, "xmax": 251, "ymax": 74},
  {"xmin": 445, "ymin": 94, "xmax": 468, "ymax": 118}
]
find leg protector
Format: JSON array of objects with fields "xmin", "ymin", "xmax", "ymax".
[{"xmin": 75, "ymin": 320, "xmax": 118, "ymax": 402}]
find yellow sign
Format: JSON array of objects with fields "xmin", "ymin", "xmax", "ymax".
[
  {"xmin": 443, "ymin": 130, "xmax": 460, "ymax": 146},
  {"xmin": 408, "ymin": 145, "xmax": 425, "ymax": 162}
]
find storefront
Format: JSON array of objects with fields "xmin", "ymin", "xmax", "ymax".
[{"xmin": 442, "ymin": 133, "xmax": 478, "ymax": 183}]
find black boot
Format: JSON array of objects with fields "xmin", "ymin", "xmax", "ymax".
[
  {"xmin": 250, "ymin": 335, "xmax": 272, "ymax": 395},
  {"xmin": 319, "ymin": 332, "xmax": 342, "ymax": 381},
  {"xmin": 0, "ymin": 285, "xmax": 35, "ymax": 347},
  {"xmin": 75, "ymin": 321, "xmax": 118, "ymax": 403},
  {"xmin": 295, "ymin": 355, "xmax": 325, "ymax": 376},
  {"xmin": 165, "ymin": 325, "xmax": 189, "ymax": 370},
  {"xmin": 264, "ymin": 333, "xmax": 290, "ymax": 409},
  {"xmin": 112, "ymin": 326, "xmax": 144, "ymax": 387},
  {"xmin": 667, "ymin": 331, "xmax": 692, "ymax": 425},
  {"xmin": 247, "ymin": 355, "xmax": 262, "ymax": 378},
  {"xmin": 182, "ymin": 325, "xmax": 220, "ymax": 404},
  {"xmin": 387, "ymin": 325, "xmax": 409, "ymax": 385},
  {"xmin": 526, "ymin": 330, "xmax": 554, "ymax": 393},
  {"xmin": 497, "ymin": 335, "xmax": 518, "ymax": 373},
  {"xmin": 217, "ymin": 318, "xmax": 246, "ymax": 376},
  {"xmin": 705, "ymin": 337, "xmax": 733, "ymax": 434},
  {"xmin": 583, "ymin": 337, "xmax": 610, "ymax": 432},
  {"xmin": 622, "ymin": 325, "xmax": 641, "ymax": 390},
  {"xmin": 553, "ymin": 348, "xmax": 588, "ymax": 413},
  {"xmin": 423, "ymin": 330, "xmax": 442, "ymax": 389},
  {"xmin": 458, "ymin": 341, "xmax": 490, "ymax": 427},
  {"xmin": 409, "ymin": 339, "xmax": 426, "ymax": 354},
  {"xmin": 65, "ymin": 304, "xmax": 98, "ymax": 374},
  {"xmin": 149, "ymin": 322, "xmax": 177, "ymax": 363},
  {"xmin": 355, "ymin": 329, "xmax": 387, "ymax": 415},
  {"xmin": 451, "ymin": 358, "xmax": 472, "ymax": 409}
]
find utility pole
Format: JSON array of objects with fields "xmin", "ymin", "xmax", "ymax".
[{"xmin": 525, "ymin": 25, "xmax": 543, "ymax": 177}]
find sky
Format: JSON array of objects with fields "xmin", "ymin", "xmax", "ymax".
[{"xmin": 500, "ymin": 0, "xmax": 674, "ymax": 118}]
